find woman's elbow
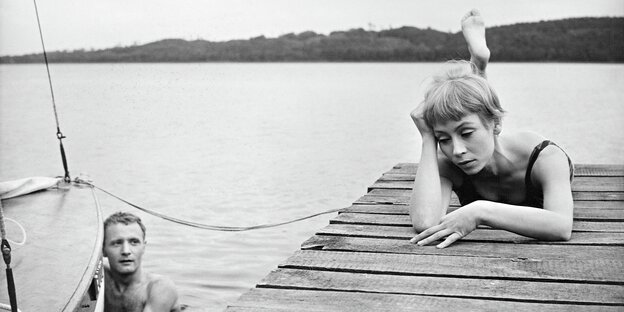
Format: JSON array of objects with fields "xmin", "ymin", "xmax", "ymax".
[
  {"xmin": 551, "ymin": 230, "xmax": 572, "ymax": 241},
  {"xmin": 411, "ymin": 216, "xmax": 440, "ymax": 233},
  {"xmin": 557, "ymin": 225, "xmax": 572, "ymax": 241},
  {"xmin": 540, "ymin": 208, "xmax": 573, "ymax": 241},
  {"xmin": 408, "ymin": 203, "xmax": 443, "ymax": 233},
  {"xmin": 549, "ymin": 221, "xmax": 572, "ymax": 241}
]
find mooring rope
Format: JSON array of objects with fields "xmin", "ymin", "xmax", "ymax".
[
  {"xmin": 74, "ymin": 178, "xmax": 344, "ymax": 231},
  {"xmin": 33, "ymin": 0, "xmax": 71, "ymax": 183}
]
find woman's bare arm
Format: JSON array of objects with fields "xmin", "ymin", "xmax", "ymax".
[
  {"xmin": 412, "ymin": 147, "xmax": 573, "ymax": 248},
  {"xmin": 408, "ymin": 107, "xmax": 454, "ymax": 232}
]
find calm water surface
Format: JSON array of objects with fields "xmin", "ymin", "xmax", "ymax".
[{"xmin": 1, "ymin": 63, "xmax": 623, "ymax": 311}]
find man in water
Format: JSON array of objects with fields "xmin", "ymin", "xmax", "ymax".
[{"xmin": 103, "ymin": 211, "xmax": 181, "ymax": 312}]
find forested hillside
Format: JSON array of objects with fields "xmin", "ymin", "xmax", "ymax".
[{"xmin": 1, "ymin": 17, "xmax": 622, "ymax": 63}]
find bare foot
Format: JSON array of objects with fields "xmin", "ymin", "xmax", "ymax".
[{"xmin": 461, "ymin": 9, "xmax": 490, "ymax": 76}]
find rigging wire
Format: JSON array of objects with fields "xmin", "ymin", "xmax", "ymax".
[
  {"xmin": 0, "ymin": 3, "xmax": 68, "ymax": 310},
  {"xmin": 33, "ymin": 0, "xmax": 71, "ymax": 183},
  {"xmin": 74, "ymin": 178, "xmax": 344, "ymax": 232}
]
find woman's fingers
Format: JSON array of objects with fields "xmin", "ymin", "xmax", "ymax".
[
  {"xmin": 413, "ymin": 227, "xmax": 452, "ymax": 246},
  {"xmin": 436, "ymin": 232, "xmax": 463, "ymax": 249},
  {"xmin": 410, "ymin": 224, "xmax": 441, "ymax": 243}
]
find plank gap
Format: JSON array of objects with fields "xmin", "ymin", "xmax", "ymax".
[{"xmin": 275, "ymin": 264, "xmax": 624, "ymax": 286}]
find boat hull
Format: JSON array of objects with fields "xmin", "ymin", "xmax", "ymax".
[{"xmin": 0, "ymin": 183, "xmax": 104, "ymax": 311}]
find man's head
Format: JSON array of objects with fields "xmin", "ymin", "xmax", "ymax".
[
  {"xmin": 421, "ymin": 60, "xmax": 504, "ymax": 131},
  {"xmin": 104, "ymin": 211, "xmax": 146, "ymax": 241},
  {"xmin": 102, "ymin": 212, "xmax": 147, "ymax": 276}
]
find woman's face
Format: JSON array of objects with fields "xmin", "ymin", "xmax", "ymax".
[{"xmin": 433, "ymin": 113, "xmax": 496, "ymax": 175}]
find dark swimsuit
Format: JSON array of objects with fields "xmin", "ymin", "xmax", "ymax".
[{"xmin": 454, "ymin": 140, "xmax": 574, "ymax": 208}]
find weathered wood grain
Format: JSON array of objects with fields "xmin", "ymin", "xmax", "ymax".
[
  {"xmin": 301, "ymin": 235, "xmax": 623, "ymax": 261},
  {"xmin": 355, "ymin": 191, "xmax": 624, "ymax": 205},
  {"xmin": 370, "ymin": 176, "xmax": 624, "ymax": 192},
  {"xmin": 367, "ymin": 188, "xmax": 624, "ymax": 200},
  {"xmin": 225, "ymin": 288, "xmax": 622, "ymax": 312},
  {"xmin": 316, "ymin": 223, "xmax": 624, "ymax": 245},
  {"xmin": 279, "ymin": 250, "xmax": 624, "ymax": 283},
  {"xmin": 341, "ymin": 204, "xmax": 624, "ymax": 221},
  {"xmin": 330, "ymin": 213, "xmax": 624, "ymax": 232},
  {"xmin": 258, "ymin": 268, "xmax": 624, "ymax": 305},
  {"xmin": 355, "ymin": 196, "xmax": 624, "ymax": 208},
  {"xmin": 389, "ymin": 163, "xmax": 624, "ymax": 177}
]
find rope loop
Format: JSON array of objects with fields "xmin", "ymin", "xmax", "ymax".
[{"xmin": 1, "ymin": 220, "xmax": 26, "ymax": 246}]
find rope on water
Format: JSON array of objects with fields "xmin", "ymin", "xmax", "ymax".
[
  {"xmin": 74, "ymin": 178, "xmax": 344, "ymax": 232},
  {"xmin": 33, "ymin": 0, "xmax": 71, "ymax": 183}
]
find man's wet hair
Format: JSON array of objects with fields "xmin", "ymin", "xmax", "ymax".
[{"xmin": 103, "ymin": 211, "xmax": 147, "ymax": 240}]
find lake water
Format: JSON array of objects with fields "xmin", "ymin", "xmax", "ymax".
[{"xmin": 1, "ymin": 63, "xmax": 623, "ymax": 311}]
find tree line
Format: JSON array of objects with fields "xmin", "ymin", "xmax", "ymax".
[{"xmin": 1, "ymin": 17, "xmax": 622, "ymax": 63}]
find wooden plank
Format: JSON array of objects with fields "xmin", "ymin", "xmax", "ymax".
[
  {"xmin": 575, "ymin": 164, "xmax": 624, "ymax": 177},
  {"xmin": 330, "ymin": 213, "xmax": 624, "ymax": 232},
  {"xmin": 370, "ymin": 176, "xmax": 624, "ymax": 192},
  {"xmin": 389, "ymin": 163, "xmax": 624, "ymax": 177},
  {"xmin": 355, "ymin": 192, "xmax": 624, "ymax": 205},
  {"xmin": 301, "ymin": 235, "xmax": 623, "ymax": 261},
  {"xmin": 366, "ymin": 185, "xmax": 624, "ymax": 203},
  {"xmin": 355, "ymin": 195, "xmax": 624, "ymax": 207},
  {"xmin": 367, "ymin": 188, "xmax": 624, "ymax": 200},
  {"xmin": 347, "ymin": 200, "xmax": 624, "ymax": 210},
  {"xmin": 280, "ymin": 250, "xmax": 624, "ymax": 283},
  {"xmin": 225, "ymin": 288, "xmax": 621, "ymax": 312},
  {"xmin": 228, "ymin": 162, "xmax": 624, "ymax": 310},
  {"xmin": 316, "ymin": 223, "xmax": 624, "ymax": 245},
  {"xmin": 342, "ymin": 204, "xmax": 624, "ymax": 221},
  {"xmin": 258, "ymin": 268, "xmax": 624, "ymax": 305},
  {"xmin": 573, "ymin": 192, "xmax": 624, "ymax": 201}
]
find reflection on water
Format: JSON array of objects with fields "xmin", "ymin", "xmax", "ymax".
[{"xmin": 1, "ymin": 63, "xmax": 623, "ymax": 311}]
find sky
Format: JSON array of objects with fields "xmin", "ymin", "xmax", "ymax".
[{"xmin": 1, "ymin": 0, "xmax": 623, "ymax": 56}]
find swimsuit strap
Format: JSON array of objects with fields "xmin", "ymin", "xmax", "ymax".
[{"xmin": 525, "ymin": 140, "xmax": 574, "ymax": 191}]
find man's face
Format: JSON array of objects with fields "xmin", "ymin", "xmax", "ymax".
[{"xmin": 103, "ymin": 223, "xmax": 146, "ymax": 275}]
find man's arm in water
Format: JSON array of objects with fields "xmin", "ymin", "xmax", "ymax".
[{"xmin": 143, "ymin": 276, "xmax": 181, "ymax": 312}]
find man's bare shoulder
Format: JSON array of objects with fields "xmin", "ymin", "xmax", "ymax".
[
  {"xmin": 145, "ymin": 273, "xmax": 175, "ymax": 287},
  {"xmin": 145, "ymin": 273, "xmax": 181, "ymax": 312}
]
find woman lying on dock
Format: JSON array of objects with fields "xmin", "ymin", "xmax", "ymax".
[{"xmin": 409, "ymin": 9, "xmax": 574, "ymax": 248}]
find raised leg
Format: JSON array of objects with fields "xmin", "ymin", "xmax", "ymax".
[{"xmin": 461, "ymin": 9, "xmax": 490, "ymax": 78}]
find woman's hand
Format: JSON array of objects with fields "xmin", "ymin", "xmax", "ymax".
[
  {"xmin": 410, "ymin": 201, "xmax": 484, "ymax": 248},
  {"xmin": 410, "ymin": 104, "xmax": 434, "ymax": 137}
]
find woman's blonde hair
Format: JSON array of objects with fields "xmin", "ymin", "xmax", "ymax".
[{"xmin": 422, "ymin": 60, "xmax": 504, "ymax": 128}]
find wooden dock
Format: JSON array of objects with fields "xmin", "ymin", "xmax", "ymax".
[{"xmin": 226, "ymin": 163, "xmax": 624, "ymax": 311}]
